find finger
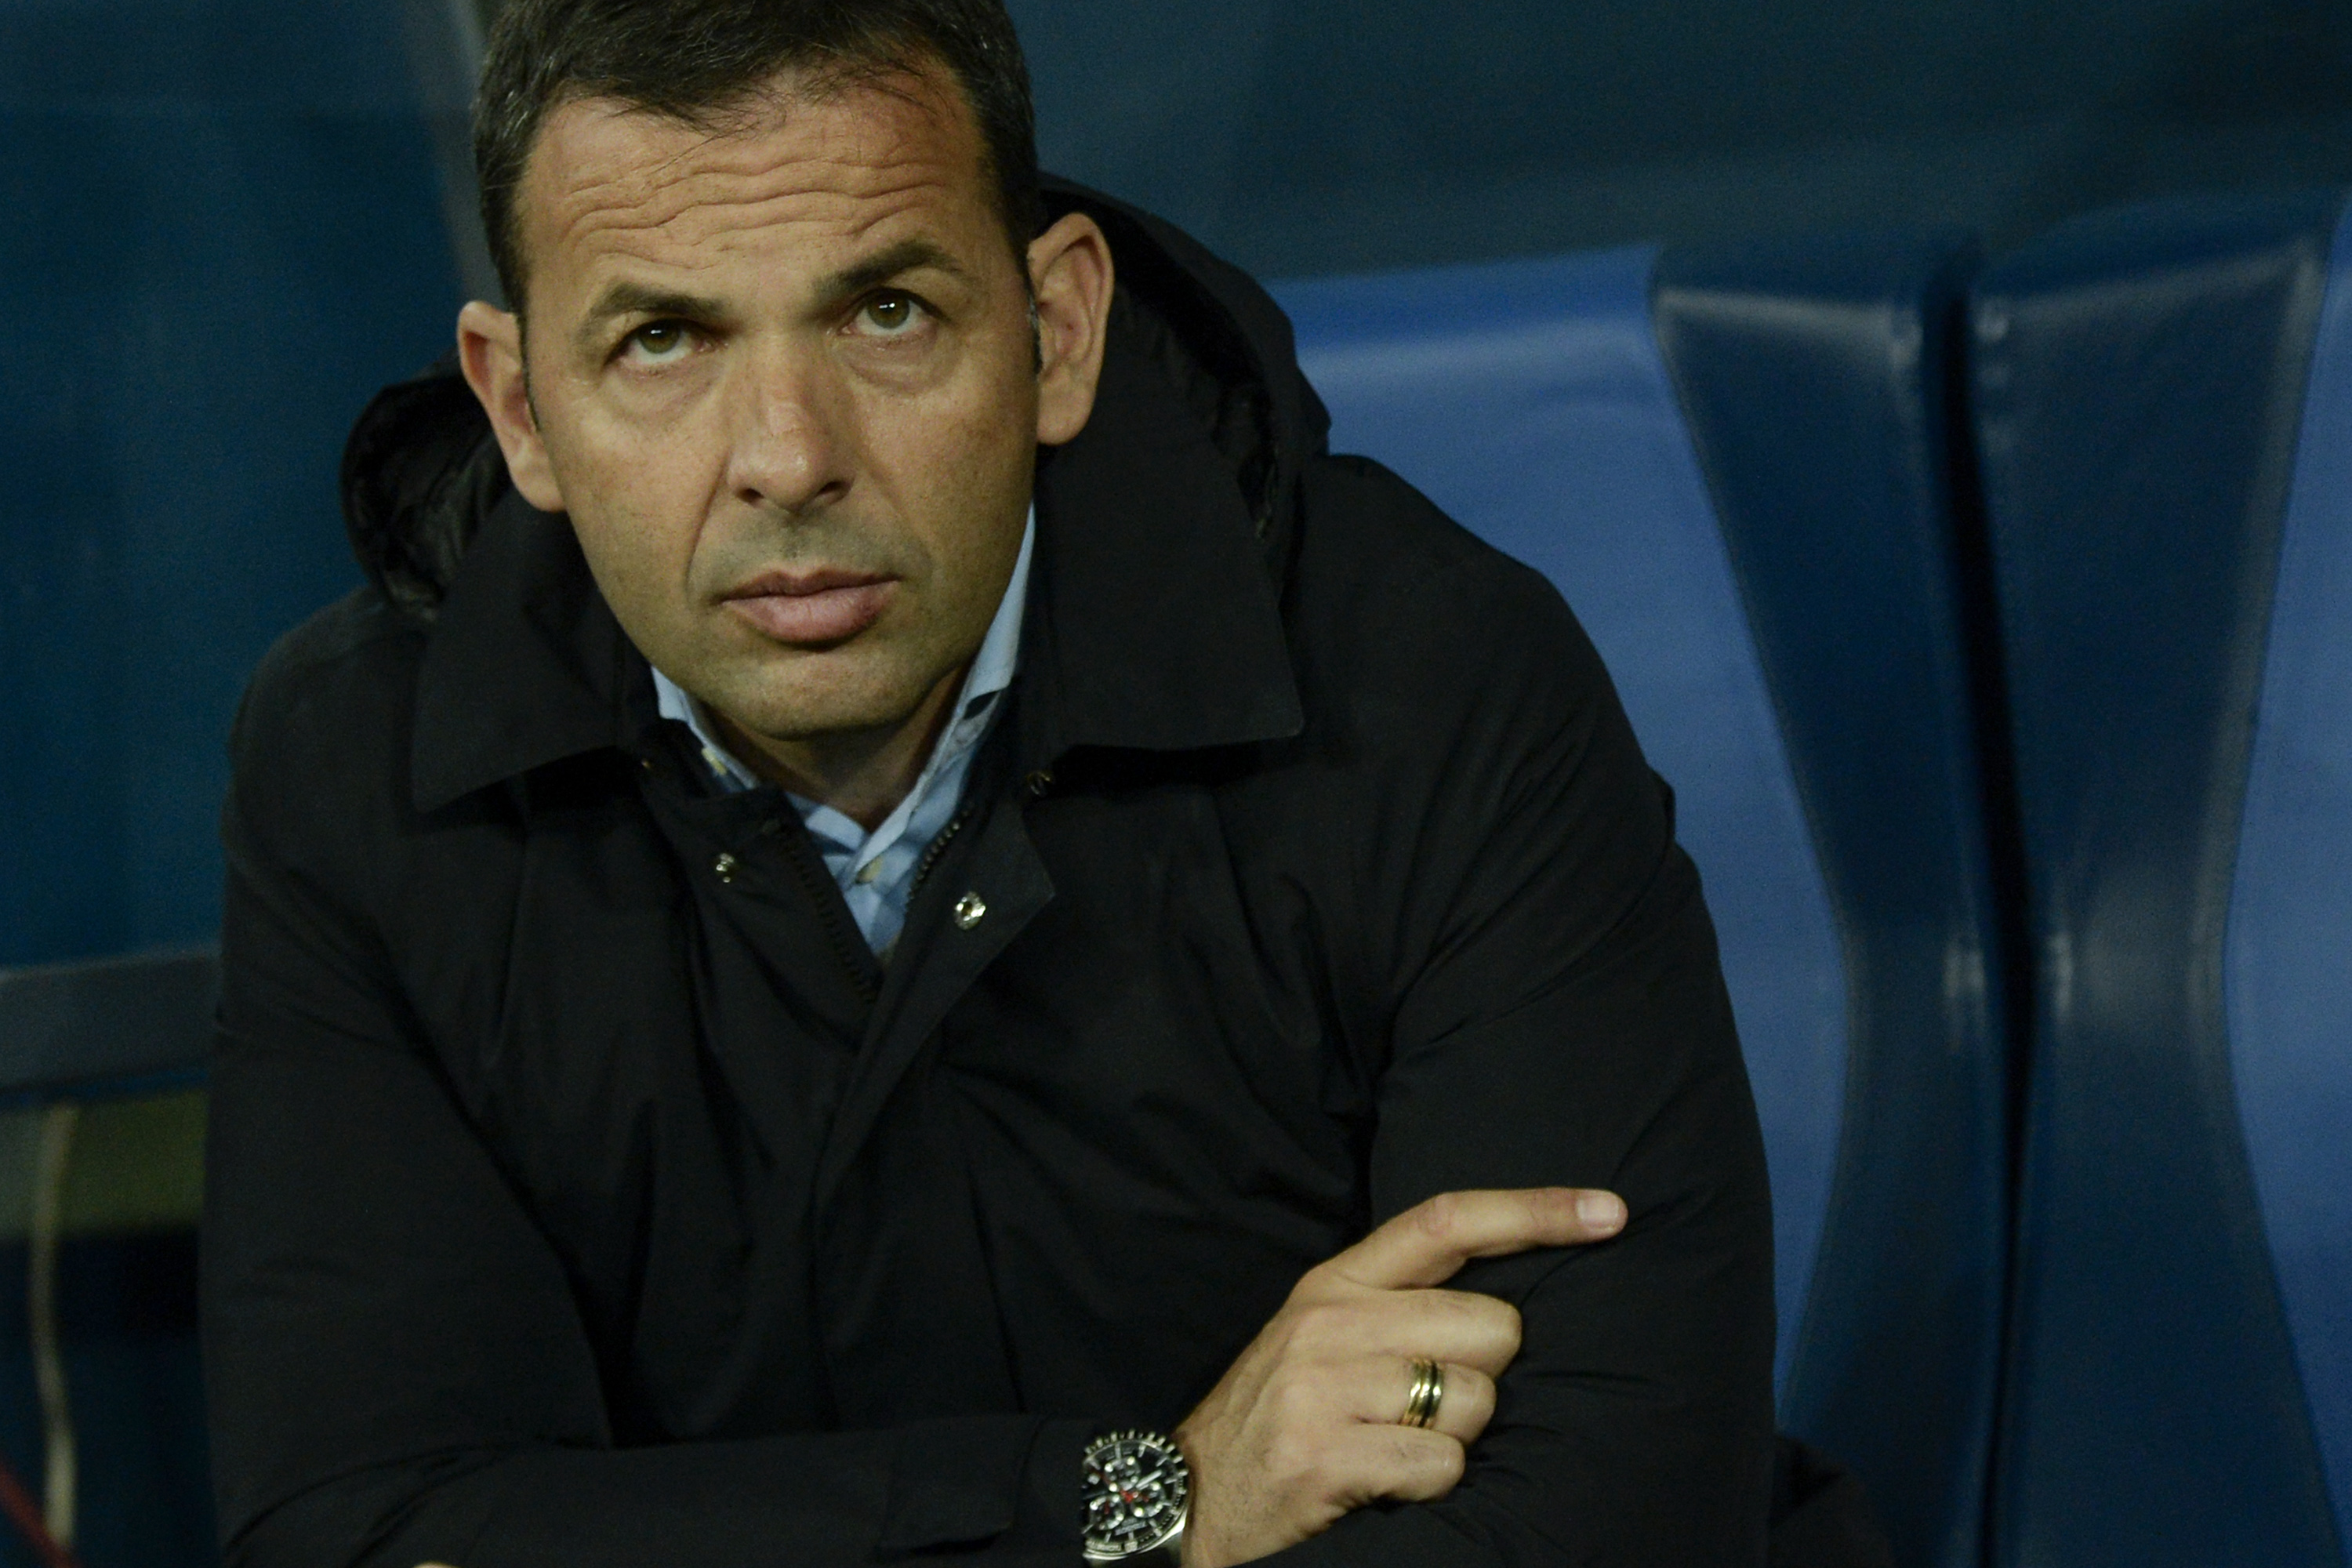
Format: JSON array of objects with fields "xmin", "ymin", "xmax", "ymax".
[
  {"xmin": 1293, "ymin": 1288, "xmax": 1521, "ymax": 1375},
  {"xmin": 1323, "ymin": 1188, "xmax": 1627, "ymax": 1291},
  {"xmin": 1422, "ymin": 1363, "xmax": 1497, "ymax": 1446},
  {"xmin": 1330, "ymin": 1421, "xmax": 1466, "ymax": 1505},
  {"xmin": 1406, "ymin": 1361, "xmax": 1496, "ymax": 1446},
  {"xmin": 1345, "ymin": 1357, "xmax": 1498, "ymax": 1446}
]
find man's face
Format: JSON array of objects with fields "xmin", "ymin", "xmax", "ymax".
[{"xmin": 463, "ymin": 67, "xmax": 1095, "ymax": 749}]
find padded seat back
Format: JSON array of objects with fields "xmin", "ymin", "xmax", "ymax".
[
  {"xmin": 0, "ymin": 0, "xmax": 462, "ymax": 973},
  {"xmin": 1973, "ymin": 189, "xmax": 2352, "ymax": 1566},
  {"xmin": 1272, "ymin": 231, "xmax": 2011, "ymax": 1568},
  {"xmin": 2232, "ymin": 196, "xmax": 2352, "ymax": 1566},
  {"xmin": 0, "ymin": 1, "xmax": 468, "ymax": 1562}
]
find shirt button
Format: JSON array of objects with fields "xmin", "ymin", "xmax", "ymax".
[
  {"xmin": 953, "ymin": 892, "xmax": 987, "ymax": 929},
  {"xmin": 1025, "ymin": 768, "xmax": 1055, "ymax": 797},
  {"xmin": 713, "ymin": 852, "xmax": 740, "ymax": 884}
]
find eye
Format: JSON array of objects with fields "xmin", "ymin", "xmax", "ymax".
[
  {"xmin": 619, "ymin": 320, "xmax": 696, "ymax": 366},
  {"xmin": 854, "ymin": 291, "xmax": 928, "ymax": 336}
]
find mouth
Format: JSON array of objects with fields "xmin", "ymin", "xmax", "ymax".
[{"xmin": 719, "ymin": 568, "xmax": 896, "ymax": 646}]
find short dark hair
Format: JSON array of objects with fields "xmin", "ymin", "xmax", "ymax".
[{"xmin": 473, "ymin": 0, "xmax": 1042, "ymax": 311}]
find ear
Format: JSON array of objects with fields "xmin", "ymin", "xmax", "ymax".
[
  {"xmin": 457, "ymin": 299, "xmax": 566, "ymax": 513},
  {"xmin": 1029, "ymin": 212, "xmax": 1115, "ymax": 447}
]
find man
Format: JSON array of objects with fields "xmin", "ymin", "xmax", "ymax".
[{"xmin": 202, "ymin": 0, "xmax": 1781, "ymax": 1563}]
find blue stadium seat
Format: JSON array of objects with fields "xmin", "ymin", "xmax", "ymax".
[
  {"xmin": 1973, "ymin": 189, "xmax": 2352, "ymax": 1566},
  {"xmin": 1272, "ymin": 231, "xmax": 2014, "ymax": 1568},
  {"xmin": 0, "ymin": 0, "xmax": 463, "ymax": 975},
  {"xmin": 0, "ymin": 0, "xmax": 469, "ymax": 1561}
]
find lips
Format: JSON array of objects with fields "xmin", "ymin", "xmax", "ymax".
[{"xmin": 720, "ymin": 569, "xmax": 895, "ymax": 645}]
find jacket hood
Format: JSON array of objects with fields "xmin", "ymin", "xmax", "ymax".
[{"xmin": 339, "ymin": 176, "xmax": 1334, "ymax": 619}]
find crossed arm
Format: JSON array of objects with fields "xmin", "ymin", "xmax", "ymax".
[
  {"xmin": 406, "ymin": 1185, "xmax": 1627, "ymax": 1568},
  {"xmin": 209, "ymin": 843, "xmax": 1769, "ymax": 1568}
]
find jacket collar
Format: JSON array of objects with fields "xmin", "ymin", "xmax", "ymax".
[
  {"xmin": 410, "ymin": 488, "xmax": 642, "ymax": 812},
  {"xmin": 407, "ymin": 327, "xmax": 1304, "ymax": 815},
  {"xmin": 1021, "ymin": 299, "xmax": 1304, "ymax": 762}
]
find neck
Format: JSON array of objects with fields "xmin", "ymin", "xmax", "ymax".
[{"xmin": 712, "ymin": 662, "xmax": 967, "ymax": 831}]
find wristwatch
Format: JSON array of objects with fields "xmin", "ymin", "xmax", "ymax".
[{"xmin": 1081, "ymin": 1428, "xmax": 1190, "ymax": 1563}]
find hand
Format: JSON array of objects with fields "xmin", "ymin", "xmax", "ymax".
[{"xmin": 1173, "ymin": 1186, "xmax": 1627, "ymax": 1568}]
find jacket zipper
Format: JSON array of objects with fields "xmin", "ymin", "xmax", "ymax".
[
  {"xmin": 775, "ymin": 818, "xmax": 883, "ymax": 1002},
  {"xmin": 909, "ymin": 806, "xmax": 974, "ymax": 897}
]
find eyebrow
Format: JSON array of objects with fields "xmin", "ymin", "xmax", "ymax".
[
  {"xmin": 575, "ymin": 281, "xmax": 730, "ymax": 353},
  {"xmin": 571, "ymin": 238, "xmax": 975, "ymax": 356},
  {"xmin": 818, "ymin": 238, "xmax": 974, "ymax": 301}
]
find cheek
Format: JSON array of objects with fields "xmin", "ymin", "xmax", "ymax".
[
  {"xmin": 859, "ymin": 352, "xmax": 1040, "ymax": 535},
  {"xmin": 566, "ymin": 504, "xmax": 677, "ymax": 652},
  {"xmin": 546, "ymin": 428, "xmax": 718, "ymax": 648},
  {"xmin": 551, "ymin": 405, "xmax": 717, "ymax": 576}
]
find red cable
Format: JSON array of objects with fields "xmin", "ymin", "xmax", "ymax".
[{"xmin": 0, "ymin": 1452, "xmax": 81, "ymax": 1568}]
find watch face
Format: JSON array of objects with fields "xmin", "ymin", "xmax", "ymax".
[{"xmin": 1083, "ymin": 1430, "xmax": 1189, "ymax": 1558}]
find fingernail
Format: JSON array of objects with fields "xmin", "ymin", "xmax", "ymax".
[{"xmin": 1577, "ymin": 1192, "xmax": 1626, "ymax": 1231}]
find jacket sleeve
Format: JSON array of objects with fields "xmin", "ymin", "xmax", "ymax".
[
  {"xmin": 1272, "ymin": 527, "xmax": 1778, "ymax": 1566},
  {"xmin": 201, "ymin": 633, "xmax": 1093, "ymax": 1568}
]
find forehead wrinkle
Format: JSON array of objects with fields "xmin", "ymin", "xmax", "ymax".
[
  {"xmin": 546, "ymin": 138, "xmax": 967, "ymax": 268},
  {"xmin": 521, "ymin": 71, "xmax": 996, "ymax": 325},
  {"xmin": 539, "ymin": 77, "xmax": 971, "ymax": 234},
  {"xmin": 564, "ymin": 157, "xmax": 955, "ymax": 238},
  {"xmin": 554, "ymin": 177, "xmax": 963, "ymax": 302}
]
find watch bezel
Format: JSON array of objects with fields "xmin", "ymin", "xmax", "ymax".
[{"xmin": 1081, "ymin": 1428, "xmax": 1191, "ymax": 1562}]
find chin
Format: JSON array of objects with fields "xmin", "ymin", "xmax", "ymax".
[{"xmin": 721, "ymin": 665, "xmax": 933, "ymax": 743}]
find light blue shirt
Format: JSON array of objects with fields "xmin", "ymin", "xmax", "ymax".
[{"xmin": 653, "ymin": 513, "xmax": 1035, "ymax": 958}]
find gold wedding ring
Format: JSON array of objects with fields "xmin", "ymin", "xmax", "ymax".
[{"xmin": 1401, "ymin": 1359, "xmax": 1446, "ymax": 1429}]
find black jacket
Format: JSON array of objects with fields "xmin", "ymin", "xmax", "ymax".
[{"xmin": 203, "ymin": 183, "xmax": 1777, "ymax": 1567}]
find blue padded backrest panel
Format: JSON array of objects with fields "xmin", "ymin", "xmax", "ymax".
[
  {"xmin": 0, "ymin": 0, "xmax": 464, "ymax": 969},
  {"xmin": 1269, "ymin": 248, "xmax": 1851, "ymax": 1400},
  {"xmin": 1974, "ymin": 190, "xmax": 2349, "ymax": 1567},
  {"xmin": 2228, "ymin": 195, "xmax": 2352, "ymax": 1550},
  {"xmin": 0, "ymin": 2, "xmax": 465, "ymax": 1563},
  {"xmin": 1653, "ymin": 233, "xmax": 2010, "ymax": 1568}
]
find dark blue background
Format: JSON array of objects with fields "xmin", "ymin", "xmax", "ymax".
[
  {"xmin": 2, "ymin": 2, "xmax": 466, "ymax": 1562},
  {"xmin": 5, "ymin": 2, "xmax": 2352, "ymax": 1564},
  {"xmin": 1009, "ymin": 0, "xmax": 2352, "ymax": 278},
  {"xmin": 0, "ymin": 0, "xmax": 462, "ymax": 969}
]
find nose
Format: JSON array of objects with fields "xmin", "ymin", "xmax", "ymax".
[{"xmin": 721, "ymin": 340, "xmax": 851, "ymax": 517}]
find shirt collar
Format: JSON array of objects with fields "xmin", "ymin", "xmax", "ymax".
[{"xmin": 651, "ymin": 509, "xmax": 1036, "ymax": 792}]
